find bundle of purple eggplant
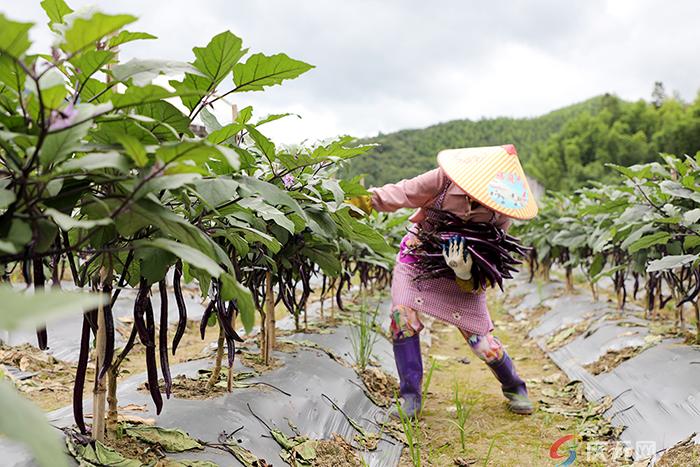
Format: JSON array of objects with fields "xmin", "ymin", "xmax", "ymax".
[{"xmin": 410, "ymin": 209, "xmax": 530, "ymax": 290}]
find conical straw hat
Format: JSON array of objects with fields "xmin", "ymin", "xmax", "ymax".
[{"xmin": 437, "ymin": 144, "xmax": 538, "ymax": 220}]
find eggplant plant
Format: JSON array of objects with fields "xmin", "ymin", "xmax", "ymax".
[
  {"xmin": 512, "ymin": 153, "xmax": 700, "ymax": 341},
  {"xmin": 0, "ymin": 0, "xmax": 395, "ymax": 445}
]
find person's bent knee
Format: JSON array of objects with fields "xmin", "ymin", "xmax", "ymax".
[
  {"xmin": 390, "ymin": 306, "xmax": 424, "ymax": 341},
  {"xmin": 464, "ymin": 333, "xmax": 504, "ymax": 363}
]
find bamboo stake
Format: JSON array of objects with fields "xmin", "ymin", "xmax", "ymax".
[
  {"xmin": 330, "ymin": 281, "xmax": 335, "ymax": 320},
  {"xmin": 693, "ymin": 298, "xmax": 700, "ymax": 344},
  {"xmin": 93, "ymin": 297, "xmax": 106, "ymax": 442},
  {"xmin": 207, "ymin": 324, "xmax": 225, "ymax": 390},
  {"xmin": 106, "ymin": 367, "xmax": 118, "ymax": 439},
  {"xmin": 263, "ymin": 271, "xmax": 275, "ymax": 365}
]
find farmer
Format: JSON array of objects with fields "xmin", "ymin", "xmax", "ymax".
[{"xmin": 351, "ymin": 144, "xmax": 538, "ymax": 417}]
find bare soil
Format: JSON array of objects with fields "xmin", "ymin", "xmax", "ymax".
[{"xmin": 398, "ymin": 292, "xmax": 626, "ymax": 466}]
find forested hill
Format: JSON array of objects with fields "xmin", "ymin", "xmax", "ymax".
[{"xmin": 348, "ymin": 91, "xmax": 700, "ymax": 191}]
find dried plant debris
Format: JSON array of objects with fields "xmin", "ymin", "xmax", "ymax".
[
  {"xmin": 544, "ymin": 318, "xmax": 593, "ymax": 351},
  {"xmin": 270, "ymin": 426, "xmax": 362, "ymax": 466},
  {"xmin": 453, "ymin": 457, "xmax": 477, "ymax": 466},
  {"xmin": 538, "ymin": 382, "xmax": 623, "ymax": 441},
  {"xmin": 656, "ymin": 433, "xmax": 700, "ymax": 467},
  {"xmin": 357, "ymin": 367, "xmax": 399, "ymax": 408},
  {"xmin": 314, "ymin": 434, "xmax": 362, "ymax": 466},
  {"xmin": 123, "ymin": 425, "xmax": 203, "ymax": 452},
  {"xmin": 0, "ymin": 343, "xmax": 78, "ymax": 396},
  {"xmin": 277, "ymin": 322, "xmax": 335, "ymax": 336},
  {"xmin": 321, "ymin": 394, "xmax": 383, "ymax": 450},
  {"xmin": 66, "ymin": 425, "xmax": 210, "ymax": 466},
  {"xmin": 239, "ymin": 350, "xmax": 283, "ymax": 373},
  {"xmin": 376, "ymin": 417, "xmax": 408, "ymax": 445},
  {"xmin": 584, "ymin": 347, "xmax": 641, "ymax": 375},
  {"xmin": 67, "ymin": 436, "xmax": 147, "ymax": 467},
  {"xmin": 223, "ymin": 439, "xmax": 271, "ymax": 466}
]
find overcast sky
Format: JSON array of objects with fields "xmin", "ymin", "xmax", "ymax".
[{"xmin": 5, "ymin": 0, "xmax": 700, "ymax": 144}]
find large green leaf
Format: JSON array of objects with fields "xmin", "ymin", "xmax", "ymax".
[
  {"xmin": 233, "ymin": 53, "xmax": 313, "ymax": 92},
  {"xmin": 627, "ymin": 231, "xmax": 671, "ymax": 253},
  {"xmin": 236, "ymin": 176, "xmax": 305, "ymax": 216},
  {"xmin": 116, "ymin": 199, "xmax": 233, "ymax": 271},
  {"xmin": 0, "ymin": 286, "xmax": 105, "ymax": 330},
  {"xmin": 111, "ymin": 59, "xmax": 202, "ymax": 86},
  {"xmin": 25, "ymin": 68, "xmax": 67, "ymax": 110},
  {"xmin": 0, "ymin": 187, "xmax": 16, "ymax": 209},
  {"xmin": 42, "ymin": 102, "xmax": 114, "ymax": 166},
  {"xmin": 40, "ymin": 0, "xmax": 73, "ymax": 28},
  {"xmin": 337, "ymin": 211, "xmax": 393, "ymax": 255},
  {"xmin": 620, "ymin": 224, "xmax": 654, "ymax": 250},
  {"xmin": 124, "ymin": 425, "xmax": 202, "ymax": 452},
  {"xmin": 0, "ymin": 381, "xmax": 69, "ymax": 467},
  {"xmin": 245, "ymin": 126, "xmax": 275, "ymax": 159},
  {"xmin": 192, "ymin": 31, "xmax": 246, "ymax": 84},
  {"xmin": 61, "ymin": 12, "xmax": 137, "ymax": 53},
  {"xmin": 310, "ymin": 136, "xmax": 374, "ymax": 160},
  {"xmin": 682, "ymin": 208, "xmax": 700, "ymax": 225},
  {"xmin": 220, "ymin": 272, "xmax": 256, "ymax": 333},
  {"xmin": 117, "ymin": 134, "xmax": 148, "ymax": 167},
  {"xmin": 107, "ymin": 30, "xmax": 156, "ymax": 48},
  {"xmin": 45, "ymin": 207, "xmax": 112, "ymax": 230},
  {"xmin": 207, "ymin": 122, "xmax": 243, "ymax": 145},
  {"xmin": 59, "ymin": 151, "xmax": 130, "ymax": 173},
  {"xmin": 136, "ymin": 238, "xmax": 223, "ymax": 277},
  {"xmin": 302, "ymin": 246, "xmax": 341, "ymax": 276},
  {"xmin": 110, "ymin": 84, "xmax": 175, "ymax": 108},
  {"xmin": 190, "ymin": 178, "xmax": 239, "ymax": 206},
  {"xmin": 139, "ymin": 173, "xmax": 202, "ymax": 196},
  {"xmin": 0, "ymin": 14, "xmax": 33, "ymax": 57},
  {"xmin": 70, "ymin": 50, "xmax": 115, "ymax": 85},
  {"xmin": 239, "ymin": 197, "xmax": 296, "ymax": 233},
  {"xmin": 168, "ymin": 73, "xmax": 208, "ymax": 113},
  {"xmin": 647, "ymin": 254, "xmax": 699, "ymax": 272},
  {"xmin": 136, "ymin": 100, "xmax": 191, "ymax": 140},
  {"xmin": 136, "ymin": 247, "xmax": 175, "ymax": 284}
]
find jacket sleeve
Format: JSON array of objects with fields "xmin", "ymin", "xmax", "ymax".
[{"xmin": 369, "ymin": 168, "xmax": 442, "ymax": 212}]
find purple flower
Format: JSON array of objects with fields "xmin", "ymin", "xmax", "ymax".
[
  {"xmin": 48, "ymin": 103, "xmax": 78, "ymax": 131},
  {"xmin": 282, "ymin": 173, "xmax": 295, "ymax": 189}
]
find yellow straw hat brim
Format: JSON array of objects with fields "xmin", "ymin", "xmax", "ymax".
[{"xmin": 437, "ymin": 144, "xmax": 538, "ymax": 220}]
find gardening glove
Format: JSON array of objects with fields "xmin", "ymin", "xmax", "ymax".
[
  {"xmin": 347, "ymin": 195, "xmax": 373, "ymax": 218},
  {"xmin": 442, "ymin": 237, "xmax": 473, "ymax": 280}
]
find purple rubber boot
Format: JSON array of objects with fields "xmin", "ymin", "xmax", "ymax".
[
  {"xmin": 390, "ymin": 334, "xmax": 423, "ymax": 418},
  {"xmin": 487, "ymin": 352, "xmax": 534, "ymax": 415}
]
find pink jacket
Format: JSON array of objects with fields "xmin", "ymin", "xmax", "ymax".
[{"xmin": 369, "ymin": 167, "xmax": 511, "ymax": 230}]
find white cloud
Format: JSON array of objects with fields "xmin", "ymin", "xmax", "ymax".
[{"xmin": 4, "ymin": 0, "xmax": 700, "ymax": 144}]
